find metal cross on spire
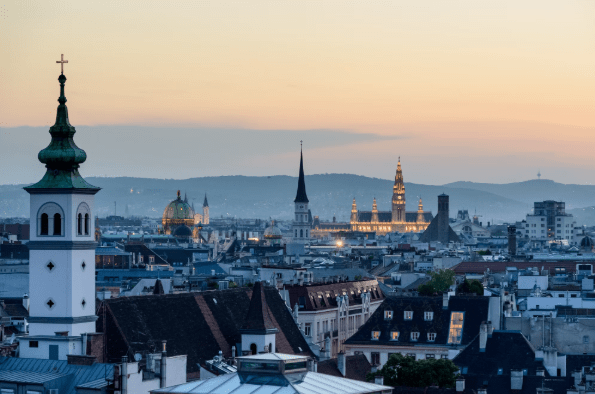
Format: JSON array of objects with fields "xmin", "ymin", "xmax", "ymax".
[
  {"xmin": 56, "ymin": 54, "xmax": 68, "ymax": 74},
  {"xmin": 300, "ymin": 140, "xmax": 303, "ymax": 148}
]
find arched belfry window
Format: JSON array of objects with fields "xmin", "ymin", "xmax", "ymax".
[
  {"xmin": 53, "ymin": 213, "xmax": 62, "ymax": 235},
  {"xmin": 37, "ymin": 203, "xmax": 64, "ymax": 236},
  {"xmin": 76, "ymin": 202, "xmax": 91, "ymax": 237},
  {"xmin": 41, "ymin": 214, "xmax": 49, "ymax": 235},
  {"xmin": 250, "ymin": 343, "xmax": 257, "ymax": 355}
]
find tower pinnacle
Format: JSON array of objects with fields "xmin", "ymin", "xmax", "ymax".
[
  {"xmin": 25, "ymin": 60, "xmax": 98, "ymax": 192},
  {"xmin": 294, "ymin": 144, "xmax": 309, "ymax": 203}
]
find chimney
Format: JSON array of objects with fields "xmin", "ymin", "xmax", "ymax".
[
  {"xmin": 511, "ymin": 369, "xmax": 523, "ymax": 390},
  {"xmin": 338, "ymin": 352, "xmax": 346, "ymax": 377},
  {"xmin": 443, "ymin": 293, "xmax": 449, "ymax": 309},
  {"xmin": 81, "ymin": 333, "xmax": 88, "ymax": 356},
  {"xmin": 121, "ymin": 356, "xmax": 128, "ymax": 394},
  {"xmin": 543, "ymin": 347, "xmax": 558, "ymax": 376},
  {"xmin": 456, "ymin": 378, "xmax": 465, "ymax": 392},
  {"xmin": 160, "ymin": 340, "xmax": 167, "ymax": 388},
  {"xmin": 374, "ymin": 376, "xmax": 384, "ymax": 386},
  {"xmin": 479, "ymin": 322, "xmax": 489, "ymax": 352},
  {"xmin": 22, "ymin": 294, "xmax": 29, "ymax": 311},
  {"xmin": 324, "ymin": 337, "xmax": 331, "ymax": 360},
  {"xmin": 508, "ymin": 226, "xmax": 517, "ymax": 256}
]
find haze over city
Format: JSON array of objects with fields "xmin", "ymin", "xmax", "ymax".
[{"xmin": 2, "ymin": 1, "xmax": 595, "ymax": 185}]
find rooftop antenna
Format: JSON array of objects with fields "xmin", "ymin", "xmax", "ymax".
[{"xmin": 537, "ymin": 170, "xmax": 541, "ymax": 180}]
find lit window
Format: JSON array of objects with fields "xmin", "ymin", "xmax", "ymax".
[
  {"xmin": 391, "ymin": 331, "xmax": 399, "ymax": 341},
  {"xmin": 447, "ymin": 312, "xmax": 464, "ymax": 344},
  {"xmin": 427, "ymin": 333, "xmax": 436, "ymax": 342},
  {"xmin": 372, "ymin": 331, "xmax": 380, "ymax": 340},
  {"xmin": 384, "ymin": 310, "xmax": 393, "ymax": 320},
  {"xmin": 404, "ymin": 311, "xmax": 413, "ymax": 320},
  {"xmin": 424, "ymin": 311, "xmax": 433, "ymax": 321},
  {"xmin": 411, "ymin": 332, "xmax": 420, "ymax": 341}
]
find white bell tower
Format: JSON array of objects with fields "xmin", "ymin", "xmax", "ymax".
[{"xmin": 21, "ymin": 56, "xmax": 100, "ymax": 360}]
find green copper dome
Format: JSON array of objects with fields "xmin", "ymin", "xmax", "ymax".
[
  {"xmin": 162, "ymin": 191, "xmax": 195, "ymax": 221},
  {"xmin": 25, "ymin": 73, "xmax": 99, "ymax": 192}
]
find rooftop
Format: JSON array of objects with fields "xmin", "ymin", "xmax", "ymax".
[{"xmin": 152, "ymin": 353, "xmax": 391, "ymax": 394}]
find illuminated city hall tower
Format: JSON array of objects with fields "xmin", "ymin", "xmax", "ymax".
[
  {"xmin": 22, "ymin": 57, "xmax": 100, "ymax": 359},
  {"xmin": 350, "ymin": 158, "xmax": 432, "ymax": 235},
  {"xmin": 391, "ymin": 158, "xmax": 406, "ymax": 222}
]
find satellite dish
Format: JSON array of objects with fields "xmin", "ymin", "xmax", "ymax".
[{"xmin": 134, "ymin": 353, "xmax": 142, "ymax": 362}]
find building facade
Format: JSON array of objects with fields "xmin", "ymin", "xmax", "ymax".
[
  {"xmin": 284, "ymin": 280, "xmax": 385, "ymax": 358},
  {"xmin": 350, "ymin": 159, "xmax": 432, "ymax": 235},
  {"xmin": 525, "ymin": 200, "xmax": 576, "ymax": 241}
]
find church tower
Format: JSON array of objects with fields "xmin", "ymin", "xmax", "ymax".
[
  {"xmin": 202, "ymin": 193, "xmax": 209, "ymax": 225},
  {"xmin": 292, "ymin": 145, "xmax": 310, "ymax": 243},
  {"xmin": 391, "ymin": 158, "xmax": 406, "ymax": 223},
  {"xmin": 23, "ymin": 57, "xmax": 100, "ymax": 357}
]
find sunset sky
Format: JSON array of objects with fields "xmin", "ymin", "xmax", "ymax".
[{"xmin": 1, "ymin": 1, "xmax": 594, "ymax": 185}]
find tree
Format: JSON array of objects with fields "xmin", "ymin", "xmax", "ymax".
[
  {"xmin": 457, "ymin": 279, "xmax": 484, "ymax": 296},
  {"xmin": 428, "ymin": 269, "xmax": 455, "ymax": 293},
  {"xmin": 367, "ymin": 353, "xmax": 459, "ymax": 388},
  {"xmin": 417, "ymin": 283, "xmax": 436, "ymax": 296}
]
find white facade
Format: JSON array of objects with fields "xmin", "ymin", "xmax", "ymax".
[
  {"xmin": 518, "ymin": 275, "xmax": 549, "ymax": 290},
  {"xmin": 28, "ymin": 193, "xmax": 97, "ymax": 338},
  {"xmin": 293, "ymin": 201, "xmax": 311, "ymax": 243},
  {"xmin": 294, "ymin": 293, "xmax": 382, "ymax": 357}
]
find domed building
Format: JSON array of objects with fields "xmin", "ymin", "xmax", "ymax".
[
  {"xmin": 162, "ymin": 190, "xmax": 195, "ymax": 236},
  {"xmin": 264, "ymin": 220, "xmax": 283, "ymax": 246}
]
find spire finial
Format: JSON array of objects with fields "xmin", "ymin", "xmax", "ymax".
[{"xmin": 56, "ymin": 54, "xmax": 68, "ymax": 75}]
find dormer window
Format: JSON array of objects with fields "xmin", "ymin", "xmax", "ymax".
[
  {"xmin": 372, "ymin": 331, "xmax": 381, "ymax": 340},
  {"xmin": 404, "ymin": 311, "xmax": 413, "ymax": 320},
  {"xmin": 411, "ymin": 332, "xmax": 420, "ymax": 341},
  {"xmin": 427, "ymin": 333, "xmax": 436, "ymax": 342},
  {"xmin": 424, "ymin": 311, "xmax": 434, "ymax": 321},
  {"xmin": 384, "ymin": 310, "xmax": 393, "ymax": 320},
  {"xmin": 391, "ymin": 331, "xmax": 399, "ymax": 341}
]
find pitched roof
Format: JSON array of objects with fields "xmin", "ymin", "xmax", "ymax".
[
  {"xmin": 97, "ymin": 286, "xmax": 313, "ymax": 375},
  {"xmin": 451, "ymin": 331, "xmax": 575, "ymax": 393},
  {"xmin": 317, "ymin": 354, "xmax": 372, "ymax": 382},
  {"xmin": 294, "ymin": 148, "xmax": 309, "ymax": 203},
  {"xmin": 345, "ymin": 296, "xmax": 489, "ymax": 347},
  {"xmin": 419, "ymin": 214, "xmax": 461, "ymax": 244},
  {"xmin": 285, "ymin": 280, "xmax": 384, "ymax": 312},
  {"xmin": 241, "ymin": 281, "xmax": 277, "ymax": 332},
  {"xmin": 0, "ymin": 357, "xmax": 114, "ymax": 394},
  {"xmin": 1, "ymin": 299, "xmax": 28, "ymax": 318}
]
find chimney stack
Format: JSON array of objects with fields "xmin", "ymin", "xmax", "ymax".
[
  {"xmin": 160, "ymin": 340, "xmax": 167, "ymax": 388},
  {"xmin": 338, "ymin": 352, "xmax": 346, "ymax": 377},
  {"xmin": 508, "ymin": 226, "xmax": 517, "ymax": 256},
  {"xmin": 479, "ymin": 322, "xmax": 489, "ymax": 352},
  {"xmin": 121, "ymin": 356, "xmax": 128, "ymax": 394},
  {"xmin": 443, "ymin": 292, "xmax": 449, "ymax": 309},
  {"xmin": 456, "ymin": 378, "xmax": 465, "ymax": 392},
  {"xmin": 511, "ymin": 369, "xmax": 524, "ymax": 390}
]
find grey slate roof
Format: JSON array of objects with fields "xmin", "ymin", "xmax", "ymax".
[{"xmin": 0, "ymin": 357, "xmax": 114, "ymax": 394}]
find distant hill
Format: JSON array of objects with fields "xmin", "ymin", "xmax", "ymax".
[{"xmin": 0, "ymin": 174, "xmax": 534, "ymax": 223}]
